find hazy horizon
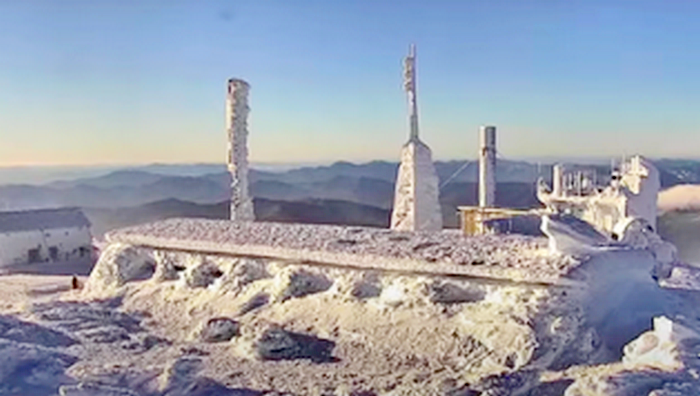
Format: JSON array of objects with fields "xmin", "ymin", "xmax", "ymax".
[{"xmin": 2, "ymin": 1, "xmax": 700, "ymax": 166}]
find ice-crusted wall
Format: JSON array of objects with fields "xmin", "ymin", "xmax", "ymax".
[
  {"xmin": 226, "ymin": 78, "xmax": 255, "ymax": 222},
  {"xmin": 390, "ymin": 45, "xmax": 442, "ymax": 232}
]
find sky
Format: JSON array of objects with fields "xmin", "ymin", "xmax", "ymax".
[{"xmin": 1, "ymin": 0, "xmax": 700, "ymax": 166}]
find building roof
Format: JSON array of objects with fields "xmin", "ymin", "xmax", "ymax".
[{"xmin": 0, "ymin": 208, "xmax": 91, "ymax": 233}]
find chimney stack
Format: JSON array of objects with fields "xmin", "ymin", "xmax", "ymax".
[{"xmin": 479, "ymin": 126, "xmax": 496, "ymax": 208}]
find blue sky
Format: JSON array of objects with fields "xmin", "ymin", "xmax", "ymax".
[{"xmin": 1, "ymin": 0, "xmax": 699, "ymax": 166}]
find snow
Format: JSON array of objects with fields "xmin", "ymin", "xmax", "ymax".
[
  {"xmin": 391, "ymin": 45, "xmax": 443, "ymax": 233},
  {"xmin": 539, "ymin": 155, "xmax": 661, "ymax": 236},
  {"xmin": 390, "ymin": 139, "xmax": 443, "ymax": 232},
  {"xmin": 541, "ymin": 214, "xmax": 612, "ymax": 256},
  {"xmin": 2, "ymin": 215, "xmax": 700, "ymax": 394},
  {"xmin": 85, "ymin": 243, "xmax": 155, "ymax": 292},
  {"xmin": 41, "ymin": 245, "xmax": 586, "ymax": 394},
  {"xmin": 102, "ymin": 219, "xmax": 578, "ymax": 285},
  {"xmin": 226, "ymin": 78, "xmax": 255, "ymax": 222}
]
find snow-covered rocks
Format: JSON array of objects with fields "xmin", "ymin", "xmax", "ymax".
[
  {"xmin": 563, "ymin": 316, "xmax": 700, "ymax": 396},
  {"xmin": 623, "ymin": 316, "xmax": 699, "ymax": 370},
  {"xmin": 428, "ymin": 281, "xmax": 485, "ymax": 305},
  {"xmin": 85, "ymin": 244, "xmax": 155, "ymax": 291},
  {"xmin": 76, "ymin": 240, "xmax": 589, "ymax": 394},
  {"xmin": 279, "ymin": 270, "xmax": 333, "ymax": 302},
  {"xmin": 51, "ymin": 216, "xmax": 700, "ymax": 395},
  {"xmin": 197, "ymin": 317, "xmax": 240, "ymax": 343},
  {"xmin": 255, "ymin": 327, "xmax": 336, "ymax": 362},
  {"xmin": 184, "ymin": 261, "xmax": 224, "ymax": 288}
]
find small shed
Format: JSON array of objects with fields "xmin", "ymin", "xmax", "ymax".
[{"xmin": 0, "ymin": 208, "xmax": 93, "ymax": 267}]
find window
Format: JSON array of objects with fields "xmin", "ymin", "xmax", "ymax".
[
  {"xmin": 28, "ymin": 248, "xmax": 41, "ymax": 263},
  {"xmin": 49, "ymin": 246, "xmax": 59, "ymax": 261}
]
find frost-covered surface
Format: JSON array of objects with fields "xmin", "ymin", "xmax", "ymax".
[
  {"xmin": 391, "ymin": 44, "xmax": 443, "ymax": 233},
  {"xmin": 226, "ymin": 78, "xmax": 255, "ymax": 222},
  {"xmin": 390, "ymin": 139, "xmax": 443, "ymax": 232},
  {"xmin": 1, "ymin": 245, "xmax": 700, "ymax": 395},
  {"xmin": 539, "ymin": 155, "xmax": 660, "ymax": 235},
  {"xmin": 541, "ymin": 214, "xmax": 613, "ymax": 256},
  {"xmin": 79, "ymin": 247, "xmax": 591, "ymax": 395},
  {"xmin": 104, "ymin": 219, "xmax": 579, "ymax": 285},
  {"xmin": 3, "ymin": 216, "xmax": 700, "ymax": 395},
  {"xmin": 559, "ymin": 314, "xmax": 700, "ymax": 396}
]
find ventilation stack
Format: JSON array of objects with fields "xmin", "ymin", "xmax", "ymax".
[
  {"xmin": 478, "ymin": 126, "xmax": 496, "ymax": 208},
  {"xmin": 552, "ymin": 164, "xmax": 564, "ymax": 197}
]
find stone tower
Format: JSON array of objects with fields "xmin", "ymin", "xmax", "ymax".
[
  {"xmin": 390, "ymin": 45, "xmax": 442, "ymax": 232},
  {"xmin": 226, "ymin": 78, "xmax": 255, "ymax": 221}
]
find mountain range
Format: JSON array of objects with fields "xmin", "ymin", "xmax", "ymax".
[{"xmin": 1, "ymin": 158, "xmax": 699, "ymax": 237}]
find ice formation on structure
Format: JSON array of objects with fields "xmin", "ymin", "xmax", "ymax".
[
  {"xmin": 538, "ymin": 155, "xmax": 660, "ymax": 236},
  {"xmin": 226, "ymin": 78, "xmax": 255, "ymax": 222},
  {"xmin": 390, "ymin": 45, "xmax": 442, "ymax": 232}
]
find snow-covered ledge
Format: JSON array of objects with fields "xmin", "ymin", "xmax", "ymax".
[{"xmin": 98, "ymin": 219, "xmax": 579, "ymax": 286}]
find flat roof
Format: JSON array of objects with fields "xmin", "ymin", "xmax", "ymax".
[{"xmin": 0, "ymin": 208, "xmax": 90, "ymax": 233}]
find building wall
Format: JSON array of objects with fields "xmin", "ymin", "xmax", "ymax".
[{"xmin": 0, "ymin": 225, "xmax": 92, "ymax": 267}]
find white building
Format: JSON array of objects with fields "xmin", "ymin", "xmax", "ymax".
[
  {"xmin": 537, "ymin": 155, "xmax": 660, "ymax": 237},
  {"xmin": 0, "ymin": 208, "xmax": 93, "ymax": 267}
]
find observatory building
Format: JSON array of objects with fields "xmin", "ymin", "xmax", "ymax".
[
  {"xmin": 0, "ymin": 208, "xmax": 93, "ymax": 267},
  {"xmin": 390, "ymin": 45, "xmax": 442, "ymax": 232},
  {"xmin": 537, "ymin": 155, "xmax": 660, "ymax": 237}
]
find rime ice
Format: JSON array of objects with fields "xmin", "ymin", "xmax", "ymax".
[
  {"xmin": 226, "ymin": 78, "xmax": 255, "ymax": 222},
  {"xmin": 390, "ymin": 45, "xmax": 442, "ymax": 232}
]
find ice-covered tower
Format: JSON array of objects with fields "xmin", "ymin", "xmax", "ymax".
[
  {"xmin": 390, "ymin": 45, "xmax": 442, "ymax": 232},
  {"xmin": 552, "ymin": 164, "xmax": 564, "ymax": 197},
  {"xmin": 226, "ymin": 78, "xmax": 255, "ymax": 222},
  {"xmin": 478, "ymin": 126, "xmax": 496, "ymax": 208}
]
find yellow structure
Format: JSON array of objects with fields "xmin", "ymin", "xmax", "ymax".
[{"xmin": 458, "ymin": 206, "xmax": 533, "ymax": 236}]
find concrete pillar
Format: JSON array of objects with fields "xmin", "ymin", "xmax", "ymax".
[
  {"xmin": 479, "ymin": 126, "xmax": 496, "ymax": 208},
  {"xmin": 226, "ymin": 78, "xmax": 255, "ymax": 222}
]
